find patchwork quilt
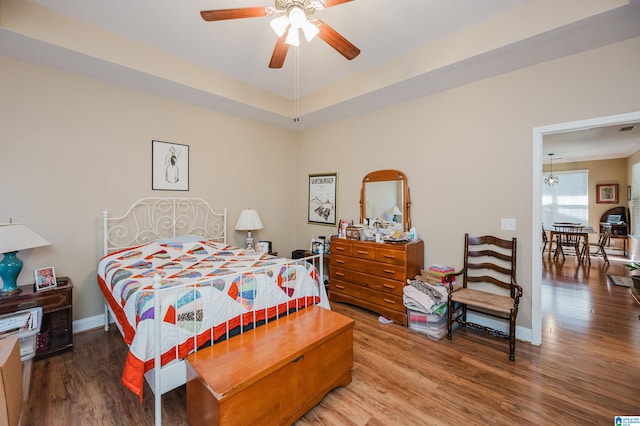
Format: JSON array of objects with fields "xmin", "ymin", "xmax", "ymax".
[{"xmin": 97, "ymin": 239, "xmax": 326, "ymax": 400}]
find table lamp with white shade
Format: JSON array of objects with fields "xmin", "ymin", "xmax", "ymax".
[
  {"xmin": 235, "ymin": 209, "xmax": 263, "ymax": 250},
  {"xmin": 391, "ymin": 206, "xmax": 403, "ymax": 223},
  {"xmin": 0, "ymin": 223, "xmax": 51, "ymax": 296}
]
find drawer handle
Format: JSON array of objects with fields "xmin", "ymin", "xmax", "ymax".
[
  {"xmin": 291, "ymin": 355, "xmax": 304, "ymax": 363},
  {"xmin": 383, "ymin": 298, "xmax": 397, "ymax": 305},
  {"xmin": 335, "ymin": 284, "xmax": 345, "ymax": 290},
  {"xmin": 357, "ymin": 250, "xmax": 369, "ymax": 255},
  {"xmin": 383, "ymin": 269, "xmax": 397, "ymax": 275},
  {"xmin": 335, "ymin": 247, "xmax": 346, "ymax": 252},
  {"xmin": 335, "ymin": 272, "xmax": 345, "ymax": 277},
  {"xmin": 383, "ymin": 284, "xmax": 395, "ymax": 289},
  {"xmin": 336, "ymin": 259, "xmax": 345, "ymax": 264},
  {"xmin": 382, "ymin": 254, "xmax": 396, "ymax": 259},
  {"xmin": 18, "ymin": 301, "xmax": 38, "ymax": 310}
]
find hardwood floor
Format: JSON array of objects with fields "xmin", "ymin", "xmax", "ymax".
[{"xmin": 22, "ymin": 254, "xmax": 640, "ymax": 425}]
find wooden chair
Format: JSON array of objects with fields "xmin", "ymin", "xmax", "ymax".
[
  {"xmin": 582, "ymin": 227, "xmax": 611, "ymax": 264},
  {"xmin": 444, "ymin": 234, "xmax": 523, "ymax": 361},
  {"xmin": 552, "ymin": 222, "xmax": 584, "ymax": 262},
  {"xmin": 542, "ymin": 225, "xmax": 553, "ymax": 253}
]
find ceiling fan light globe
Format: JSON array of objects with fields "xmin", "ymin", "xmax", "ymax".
[
  {"xmin": 288, "ymin": 6, "xmax": 306, "ymax": 29},
  {"xmin": 301, "ymin": 20, "xmax": 320, "ymax": 42},
  {"xmin": 285, "ymin": 28, "xmax": 300, "ymax": 47},
  {"xmin": 270, "ymin": 15, "xmax": 290, "ymax": 37},
  {"xmin": 311, "ymin": 1, "xmax": 325, "ymax": 10}
]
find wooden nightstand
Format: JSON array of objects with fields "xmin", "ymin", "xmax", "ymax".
[{"xmin": 0, "ymin": 277, "xmax": 73, "ymax": 359}]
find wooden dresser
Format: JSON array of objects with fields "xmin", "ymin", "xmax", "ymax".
[{"xmin": 329, "ymin": 237, "xmax": 424, "ymax": 325}]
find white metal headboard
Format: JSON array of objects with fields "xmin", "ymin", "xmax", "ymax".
[{"xmin": 102, "ymin": 197, "xmax": 227, "ymax": 255}]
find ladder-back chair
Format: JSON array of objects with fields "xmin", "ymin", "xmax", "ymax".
[{"xmin": 444, "ymin": 234, "xmax": 523, "ymax": 360}]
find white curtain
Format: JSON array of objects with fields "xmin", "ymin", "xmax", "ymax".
[
  {"xmin": 631, "ymin": 163, "xmax": 640, "ymax": 238},
  {"xmin": 542, "ymin": 170, "xmax": 589, "ymax": 229}
]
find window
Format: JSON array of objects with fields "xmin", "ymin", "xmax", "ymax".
[
  {"xmin": 542, "ymin": 170, "xmax": 589, "ymax": 229},
  {"xmin": 632, "ymin": 163, "xmax": 640, "ymax": 237}
]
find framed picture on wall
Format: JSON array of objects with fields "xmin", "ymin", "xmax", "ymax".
[
  {"xmin": 308, "ymin": 173, "xmax": 337, "ymax": 226},
  {"xmin": 596, "ymin": 183, "xmax": 618, "ymax": 204},
  {"xmin": 152, "ymin": 140, "xmax": 189, "ymax": 191}
]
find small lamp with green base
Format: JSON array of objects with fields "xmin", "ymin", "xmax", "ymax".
[{"xmin": 0, "ymin": 223, "xmax": 50, "ymax": 296}]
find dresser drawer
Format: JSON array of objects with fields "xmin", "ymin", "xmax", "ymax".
[
  {"xmin": 0, "ymin": 285, "xmax": 71, "ymax": 314},
  {"xmin": 375, "ymin": 246, "xmax": 407, "ymax": 266},
  {"xmin": 330, "ymin": 239, "xmax": 352, "ymax": 257},
  {"xmin": 350, "ymin": 242, "xmax": 375, "ymax": 260},
  {"xmin": 330, "ymin": 279, "xmax": 405, "ymax": 313},
  {"xmin": 331, "ymin": 267, "xmax": 403, "ymax": 296},
  {"xmin": 26, "ymin": 289, "xmax": 71, "ymax": 313},
  {"xmin": 332, "ymin": 255, "xmax": 405, "ymax": 281}
]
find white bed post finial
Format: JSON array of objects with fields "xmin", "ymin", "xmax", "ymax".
[{"xmin": 153, "ymin": 273, "xmax": 162, "ymax": 288}]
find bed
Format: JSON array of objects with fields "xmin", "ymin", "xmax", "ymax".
[{"xmin": 97, "ymin": 198, "xmax": 328, "ymax": 425}]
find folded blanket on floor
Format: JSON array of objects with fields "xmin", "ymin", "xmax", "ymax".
[{"xmin": 403, "ymin": 280, "xmax": 448, "ymax": 316}]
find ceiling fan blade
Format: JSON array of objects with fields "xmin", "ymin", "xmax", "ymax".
[
  {"xmin": 269, "ymin": 34, "xmax": 289, "ymax": 69},
  {"xmin": 321, "ymin": 0, "xmax": 354, "ymax": 8},
  {"xmin": 316, "ymin": 20, "xmax": 360, "ymax": 60},
  {"xmin": 200, "ymin": 7, "xmax": 269, "ymax": 21}
]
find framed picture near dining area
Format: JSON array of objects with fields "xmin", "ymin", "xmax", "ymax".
[{"xmin": 596, "ymin": 183, "xmax": 618, "ymax": 204}]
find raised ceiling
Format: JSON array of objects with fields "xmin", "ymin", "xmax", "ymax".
[
  {"xmin": 1, "ymin": 0, "xmax": 640, "ymax": 133},
  {"xmin": 544, "ymin": 123, "xmax": 640, "ymax": 164}
]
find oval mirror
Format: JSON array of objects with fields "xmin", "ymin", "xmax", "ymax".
[{"xmin": 360, "ymin": 169, "xmax": 411, "ymax": 231}]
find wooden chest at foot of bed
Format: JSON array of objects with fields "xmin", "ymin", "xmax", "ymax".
[{"xmin": 185, "ymin": 306, "xmax": 355, "ymax": 426}]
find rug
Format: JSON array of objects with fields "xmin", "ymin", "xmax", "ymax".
[{"xmin": 607, "ymin": 274, "xmax": 632, "ymax": 288}]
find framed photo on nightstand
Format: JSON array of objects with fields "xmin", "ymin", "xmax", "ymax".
[
  {"xmin": 255, "ymin": 241, "xmax": 272, "ymax": 253},
  {"xmin": 34, "ymin": 266, "xmax": 57, "ymax": 291}
]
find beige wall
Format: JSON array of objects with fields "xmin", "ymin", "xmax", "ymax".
[
  {"xmin": 0, "ymin": 55, "xmax": 297, "ymax": 320},
  {"xmin": 296, "ymin": 36, "xmax": 640, "ymax": 334},
  {"xmin": 1, "ymin": 36, "xmax": 640, "ymax": 337}
]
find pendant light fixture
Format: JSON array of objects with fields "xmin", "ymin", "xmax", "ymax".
[{"xmin": 545, "ymin": 153, "xmax": 559, "ymax": 186}]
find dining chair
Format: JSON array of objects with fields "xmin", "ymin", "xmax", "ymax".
[
  {"xmin": 582, "ymin": 227, "xmax": 611, "ymax": 264},
  {"xmin": 552, "ymin": 222, "xmax": 584, "ymax": 262},
  {"xmin": 542, "ymin": 226, "xmax": 549, "ymax": 253}
]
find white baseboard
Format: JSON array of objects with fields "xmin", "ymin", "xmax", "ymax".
[{"xmin": 73, "ymin": 314, "xmax": 107, "ymax": 334}]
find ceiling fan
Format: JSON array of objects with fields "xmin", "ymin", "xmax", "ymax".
[{"xmin": 200, "ymin": 0, "xmax": 361, "ymax": 69}]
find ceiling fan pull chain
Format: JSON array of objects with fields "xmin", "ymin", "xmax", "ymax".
[{"xmin": 294, "ymin": 46, "xmax": 300, "ymax": 123}]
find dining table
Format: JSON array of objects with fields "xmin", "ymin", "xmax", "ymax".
[{"xmin": 547, "ymin": 225, "xmax": 596, "ymax": 264}]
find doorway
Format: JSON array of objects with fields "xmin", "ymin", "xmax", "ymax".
[{"xmin": 531, "ymin": 110, "xmax": 640, "ymax": 345}]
